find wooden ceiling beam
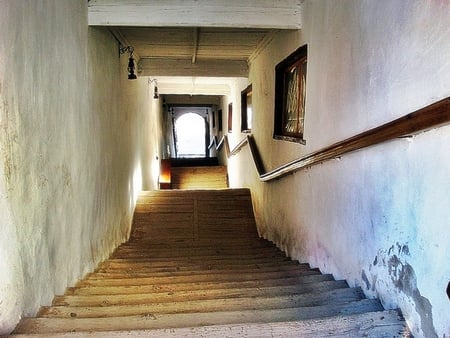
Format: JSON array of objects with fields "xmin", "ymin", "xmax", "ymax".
[
  {"xmin": 138, "ymin": 58, "xmax": 248, "ymax": 77},
  {"xmin": 192, "ymin": 28, "xmax": 200, "ymax": 64},
  {"xmin": 88, "ymin": 0, "xmax": 303, "ymax": 29}
]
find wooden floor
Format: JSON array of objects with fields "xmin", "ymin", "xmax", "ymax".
[{"xmin": 12, "ymin": 189, "xmax": 410, "ymax": 337}]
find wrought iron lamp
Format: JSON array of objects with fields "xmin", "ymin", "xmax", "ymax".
[
  {"xmin": 148, "ymin": 78, "xmax": 159, "ymax": 99},
  {"xmin": 119, "ymin": 46, "xmax": 137, "ymax": 80}
]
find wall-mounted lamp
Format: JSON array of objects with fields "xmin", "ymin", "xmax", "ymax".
[
  {"xmin": 148, "ymin": 78, "xmax": 159, "ymax": 99},
  {"xmin": 119, "ymin": 46, "xmax": 137, "ymax": 80}
]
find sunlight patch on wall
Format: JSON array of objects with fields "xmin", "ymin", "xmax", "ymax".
[{"xmin": 132, "ymin": 162, "xmax": 142, "ymax": 206}]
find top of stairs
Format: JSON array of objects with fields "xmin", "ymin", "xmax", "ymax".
[{"xmin": 170, "ymin": 166, "xmax": 228, "ymax": 190}]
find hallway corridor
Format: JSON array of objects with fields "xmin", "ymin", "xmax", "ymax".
[
  {"xmin": 12, "ymin": 190, "xmax": 409, "ymax": 336},
  {"xmin": 1, "ymin": 1, "xmax": 449, "ymax": 336}
]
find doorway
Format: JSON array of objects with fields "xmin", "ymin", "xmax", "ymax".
[{"xmin": 174, "ymin": 112, "xmax": 206, "ymax": 158}]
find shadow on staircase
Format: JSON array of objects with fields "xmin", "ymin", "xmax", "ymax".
[{"xmin": 11, "ymin": 189, "xmax": 411, "ymax": 337}]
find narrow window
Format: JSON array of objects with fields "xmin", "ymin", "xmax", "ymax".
[
  {"xmin": 228, "ymin": 103, "xmax": 233, "ymax": 133},
  {"xmin": 218, "ymin": 109, "xmax": 223, "ymax": 132},
  {"xmin": 274, "ymin": 45, "xmax": 307, "ymax": 144},
  {"xmin": 241, "ymin": 84, "xmax": 253, "ymax": 133}
]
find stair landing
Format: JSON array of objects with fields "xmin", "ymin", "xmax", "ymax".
[
  {"xmin": 170, "ymin": 166, "xmax": 228, "ymax": 189},
  {"xmin": 11, "ymin": 189, "xmax": 410, "ymax": 337}
]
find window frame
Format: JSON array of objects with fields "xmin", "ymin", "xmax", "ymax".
[
  {"xmin": 227, "ymin": 103, "xmax": 233, "ymax": 133},
  {"xmin": 241, "ymin": 84, "xmax": 253, "ymax": 133},
  {"xmin": 273, "ymin": 44, "xmax": 308, "ymax": 144},
  {"xmin": 218, "ymin": 108, "xmax": 223, "ymax": 132}
]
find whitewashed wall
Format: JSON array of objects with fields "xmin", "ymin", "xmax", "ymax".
[
  {"xmin": 219, "ymin": 78, "xmax": 249, "ymax": 172},
  {"xmin": 0, "ymin": 1, "xmax": 159, "ymax": 334},
  {"xmin": 228, "ymin": 1, "xmax": 450, "ymax": 337}
]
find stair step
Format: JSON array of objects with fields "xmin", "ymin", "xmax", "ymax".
[
  {"xmin": 95, "ymin": 261, "xmax": 304, "ymax": 274},
  {"xmin": 98, "ymin": 256, "xmax": 301, "ymax": 268},
  {"xmin": 121, "ymin": 237, "xmax": 275, "ymax": 246},
  {"xmin": 100, "ymin": 256, "xmax": 298, "ymax": 267},
  {"xmin": 116, "ymin": 239, "xmax": 279, "ymax": 251},
  {"xmin": 103, "ymin": 256, "xmax": 294, "ymax": 268},
  {"xmin": 16, "ymin": 310, "xmax": 409, "ymax": 337},
  {"xmin": 90, "ymin": 265, "xmax": 312, "ymax": 279},
  {"xmin": 120, "ymin": 239, "xmax": 276, "ymax": 249},
  {"xmin": 14, "ymin": 310, "xmax": 409, "ymax": 337},
  {"xmin": 14, "ymin": 299, "xmax": 386, "ymax": 334},
  {"xmin": 40, "ymin": 287, "xmax": 366, "ymax": 318},
  {"xmin": 66, "ymin": 274, "xmax": 337, "ymax": 296},
  {"xmin": 110, "ymin": 247, "xmax": 287, "ymax": 259},
  {"xmin": 107, "ymin": 253, "xmax": 287, "ymax": 262},
  {"xmin": 77, "ymin": 269, "xmax": 321, "ymax": 287},
  {"xmin": 53, "ymin": 280, "xmax": 349, "ymax": 307}
]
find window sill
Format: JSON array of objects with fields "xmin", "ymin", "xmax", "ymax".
[{"xmin": 273, "ymin": 134, "xmax": 306, "ymax": 145}]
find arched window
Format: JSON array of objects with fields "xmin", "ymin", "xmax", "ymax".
[{"xmin": 175, "ymin": 113, "xmax": 206, "ymax": 158}]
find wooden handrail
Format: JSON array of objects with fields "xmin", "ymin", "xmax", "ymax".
[{"xmin": 210, "ymin": 97, "xmax": 450, "ymax": 182}]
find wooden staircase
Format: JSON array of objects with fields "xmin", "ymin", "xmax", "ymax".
[{"xmin": 12, "ymin": 189, "xmax": 410, "ymax": 337}]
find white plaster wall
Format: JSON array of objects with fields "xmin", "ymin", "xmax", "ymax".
[
  {"xmin": 229, "ymin": 1, "xmax": 450, "ymax": 337},
  {"xmin": 0, "ymin": 1, "xmax": 159, "ymax": 334},
  {"xmin": 219, "ymin": 78, "xmax": 251, "ymax": 183}
]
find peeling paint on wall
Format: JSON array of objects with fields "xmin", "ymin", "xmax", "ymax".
[
  {"xmin": 365, "ymin": 244, "xmax": 438, "ymax": 338},
  {"xmin": 388, "ymin": 258, "xmax": 435, "ymax": 338}
]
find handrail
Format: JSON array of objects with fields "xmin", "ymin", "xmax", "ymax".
[
  {"xmin": 210, "ymin": 97, "xmax": 450, "ymax": 182},
  {"xmin": 209, "ymin": 134, "xmax": 247, "ymax": 158},
  {"xmin": 209, "ymin": 134, "xmax": 265, "ymax": 176},
  {"xmin": 208, "ymin": 135, "xmax": 228, "ymax": 154}
]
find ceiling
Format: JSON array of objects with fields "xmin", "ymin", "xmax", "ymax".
[
  {"xmin": 112, "ymin": 26, "xmax": 278, "ymax": 79},
  {"xmin": 118, "ymin": 27, "xmax": 272, "ymax": 61},
  {"xmin": 89, "ymin": 1, "xmax": 303, "ymax": 95}
]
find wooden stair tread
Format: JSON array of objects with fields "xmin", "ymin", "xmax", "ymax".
[
  {"xmin": 95, "ymin": 263, "xmax": 305, "ymax": 274},
  {"xmin": 65, "ymin": 274, "xmax": 337, "ymax": 296},
  {"xmin": 109, "ymin": 248, "xmax": 288, "ymax": 259},
  {"xmin": 89, "ymin": 265, "xmax": 313, "ymax": 279},
  {"xmin": 53, "ymin": 280, "xmax": 350, "ymax": 307},
  {"xmin": 98, "ymin": 255, "xmax": 303, "ymax": 267},
  {"xmin": 119, "ymin": 242, "xmax": 275, "ymax": 250},
  {"xmin": 107, "ymin": 253, "xmax": 287, "ymax": 262},
  {"xmin": 40, "ymin": 287, "xmax": 366, "ymax": 318},
  {"xmin": 76, "ymin": 269, "xmax": 322, "ymax": 287},
  {"xmin": 102, "ymin": 256, "xmax": 295, "ymax": 267},
  {"xmin": 15, "ymin": 299, "xmax": 385, "ymax": 334},
  {"xmin": 16, "ymin": 310, "xmax": 409, "ymax": 337}
]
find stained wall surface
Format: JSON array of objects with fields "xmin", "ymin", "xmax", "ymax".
[
  {"xmin": 227, "ymin": 1, "xmax": 450, "ymax": 337},
  {"xmin": 0, "ymin": 1, "xmax": 159, "ymax": 333}
]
